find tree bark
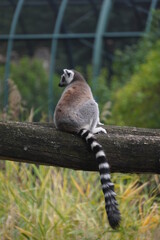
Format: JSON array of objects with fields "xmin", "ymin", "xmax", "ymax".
[{"xmin": 0, "ymin": 121, "xmax": 160, "ymax": 174}]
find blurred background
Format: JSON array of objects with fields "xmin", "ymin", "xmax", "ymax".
[
  {"xmin": 0, "ymin": 1, "xmax": 160, "ymax": 239},
  {"xmin": 0, "ymin": 0, "xmax": 160, "ymax": 125}
]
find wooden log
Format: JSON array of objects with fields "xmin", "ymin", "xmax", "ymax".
[{"xmin": 0, "ymin": 121, "xmax": 160, "ymax": 174}]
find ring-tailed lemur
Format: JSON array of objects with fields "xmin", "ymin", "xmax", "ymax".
[{"xmin": 54, "ymin": 69, "xmax": 121, "ymax": 229}]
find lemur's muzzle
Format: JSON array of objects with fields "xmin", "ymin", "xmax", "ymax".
[{"xmin": 58, "ymin": 83, "xmax": 64, "ymax": 87}]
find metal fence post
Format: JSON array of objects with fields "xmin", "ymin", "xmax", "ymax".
[
  {"xmin": 4, "ymin": 0, "xmax": 25, "ymax": 111},
  {"xmin": 145, "ymin": 0, "xmax": 158, "ymax": 33},
  {"xmin": 48, "ymin": 0, "xmax": 68, "ymax": 120},
  {"xmin": 92, "ymin": 0, "xmax": 113, "ymax": 94}
]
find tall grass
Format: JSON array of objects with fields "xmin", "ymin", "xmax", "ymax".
[{"xmin": 0, "ymin": 161, "xmax": 159, "ymax": 240}]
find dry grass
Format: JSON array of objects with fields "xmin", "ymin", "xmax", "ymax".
[{"xmin": 0, "ymin": 162, "xmax": 159, "ymax": 240}]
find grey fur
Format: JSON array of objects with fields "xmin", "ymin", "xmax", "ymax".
[{"xmin": 54, "ymin": 69, "xmax": 106, "ymax": 134}]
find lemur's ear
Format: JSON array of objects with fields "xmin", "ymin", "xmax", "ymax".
[
  {"xmin": 66, "ymin": 71, "xmax": 71, "ymax": 77},
  {"xmin": 63, "ymin": 69, "xmax": 70, "ymax": 77},
  {"xmin": 66, "ymin": 69, "xmax": 71, "ymax": 77},
  {"xmin": 63, "ymin": 69, "xmax": 74, "ymax": 83}
]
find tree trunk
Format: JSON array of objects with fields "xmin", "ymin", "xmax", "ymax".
[{"xmin": 0, "ymin": 121, "xmax": 160, "ymax": 174}]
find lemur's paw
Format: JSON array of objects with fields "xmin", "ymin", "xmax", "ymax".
[
  {"xmin": 99, "ymin": 127, "xmax": 107, "ymax": 134},
  {"xmin": 98, "ymin": 121, "xmax": 104, "ymax": 126},
  {"xmin": 93, "ymin": 127, "xmax": 107, "ymax": 134}
]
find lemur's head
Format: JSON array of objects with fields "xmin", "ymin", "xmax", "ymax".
[{"xmin": 59, "ymin": 69, "xmax": 85, "ymax": 87}]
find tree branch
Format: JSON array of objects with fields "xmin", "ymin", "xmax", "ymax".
[{"xmin": 0, "ymin": 121, "xmax": 160, "ymax": 174}]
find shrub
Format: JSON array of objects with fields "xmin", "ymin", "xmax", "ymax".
[
  {"xmin": 110, "ymin": 40, "xmax": 160, "ymax": 128},
  {"xmin": 112, "ymin": 10, "xmax": 160, "ymax": 90},
  {"xmin": 0, "ymin": 57, "xmax": 63, "ymax": 120}
]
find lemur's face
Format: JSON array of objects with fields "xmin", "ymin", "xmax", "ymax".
[{"xmin": 59, "ymin": 69, "xmax": 74, "ymax": 87}]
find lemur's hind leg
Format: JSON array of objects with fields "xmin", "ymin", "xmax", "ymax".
[
  {"xmin": 90, "ymin": 104, "xmax": 106, "ymax": 134},
  {"xmin": 90, "ymin": 111, "xmax": 107, "ymax": 134},
  {"xmin": 98, "ymin": 118, "xmax": 104, "ymax": 126},
  {"xmin": 96, "ymin": 119, "xmax": 107, "ymax": 133},
  {"xmin": 78, "ymin": 99, "xmax": 106, "ymax": 134}
]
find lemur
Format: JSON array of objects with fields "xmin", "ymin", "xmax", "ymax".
[{"xmin": 54, "ymin": 69, "xmax": 121, "ymax": 229}]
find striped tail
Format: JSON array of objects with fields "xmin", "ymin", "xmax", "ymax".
[{"xmin": 79, "ymin": 129, "xmax": 121, "ymax": 229}]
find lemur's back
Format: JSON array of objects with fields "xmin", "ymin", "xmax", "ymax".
[
  {"xmin": 54, "ymin": 80, "xmax": 95, "ymax": 132},
  {"xmin": 56, "ymin": 80, "xmax": 93, "ymax": 111}
]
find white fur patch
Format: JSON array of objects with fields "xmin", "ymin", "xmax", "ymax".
[
  {"xmin": 99, "ymin": 162, "xmax": 109, "ymax": 169},
  {"xmin": 102, "ymin": 182, "xmax": 114, "ymax": 189},
  {"xmin": 104, "ymin": 192, "xmax": 110, "ymax": 198},
  {"xmin": 104, "ymin": 191, "xmax": 116, "ymax": 199},
  {"xmin": 100, "ymin": 174, "xmax": 110, "ymax": 180},
  {"xmin": 96, "ymin": 150, "xmax": 105, "ymax": 158},
  {"xmin": 86, "ymin": 133, "xmax": 93, "ymax": 141},
  {"xmin": 91, "ymin": 141, "xmax": 100, "ymax": 150},
  {"xmin": 63, "ymin": 69, "xmax": 74, "ymax": 84},
  {"xmin": 81, "ymin": 129, "xmax": 87, "ymax": 136}
]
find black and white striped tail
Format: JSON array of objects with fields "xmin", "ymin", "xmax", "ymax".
[{"xmin": 79, "ymin": 129, "xmax": 121, "ymax": 229}]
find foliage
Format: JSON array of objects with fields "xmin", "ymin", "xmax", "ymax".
[
  {"xmin": 112, "ymin": 10, "xmax": 160, "ymax": 90},
  {"xmin": 0, "ymin": 162, "xmax": 159, "ymax": 240},
  {"xmin": 105, "ymin": 11, "xmax": 160, "ymax": 128},
  {"xmin": 110, "ymin": 40, "xmax": 160, "ymax": 128},
  {"xmin": 0, "ymin": 57, "xmax": 63, "ymax": 120},
  {"xmin": 10, "ymin": 57, "xmax": 48, "ymax": 120}
]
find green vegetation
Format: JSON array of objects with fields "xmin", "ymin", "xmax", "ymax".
[
  {"xmin": 111, "ymin": 10, "xmax": 160, "ymax": 90},
  {"xmin": 10, "ymin": 57, "xmax": 48, "ymax": 115},
  {"xmin": 110, "ymin": 40, "xmax": 160, "ymax": 128},
  {"xmin": 0, "ymin": 57, "xmax": 62, "ymax": 120},
  {"xmin": 0, "ymin": 162, "xmax": 159, "ymax": 239},
  {"xmin": 107, "ymin": 10, "xmax": 160, "ymax": 128}
]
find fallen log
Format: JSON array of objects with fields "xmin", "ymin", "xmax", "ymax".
[{"xmin": 0, "ymin": 121, "xmax": 160, "ymax": 174}]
